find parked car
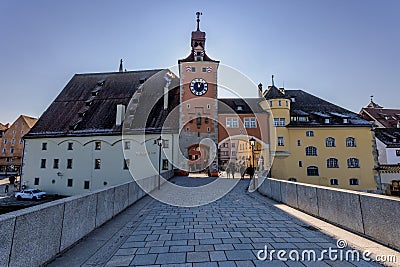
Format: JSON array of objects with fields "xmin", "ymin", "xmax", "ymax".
[{"xmin": 15, "ymin": 189, "xmax": 46, "ymax": 200}]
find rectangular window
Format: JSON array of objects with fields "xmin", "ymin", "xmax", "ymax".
[
  {"xmin": 124, "ymin": 141, "xmax": 131, "ymax": 150},
  {"xmin": 1, "ymin": 148, "xmax": 5, "ymax": 154},
  {"xmin": 3, "ymin": 139, "xmax": 7, "ymax": 144},
  {"xmin": 162, "ymin": 159, "xmax": 169, "ymax": 170},
  {"xmin": 95, "ymin": 159, "xmax": 101, "ymax": 169},
  {"xmin": 231, "ymin": 151, "xmax": 236, "ymax": 156},
  {"xmin": 278, "ymin": 137, "xmax": 284, "ymax": 146},
  {"xmin": 330, "ymin": 179, "xmax": 339, "ymax": 185},
  {"xmin": 207, "ymin": 127, "xmax": 210, "ymax": 132},
  {"xmin": 34, "ymin": 178, "xmax": 40, "ymax": 186},
  {"xmin": 163, "ymin": 140, "xmax": 169, "ymax": 148},
  {"xmin": 278, "ymin": 100, "xmax": 282, "ymax": 106},
  {"xmin": 67, "ymin": 142, "xmax": 73, "ymax": 150},
  {"xmin": 298, "ymin": 161, "xmax": 302, "ymax": 167},
  {"xmin": 84, "ymin": 180, "xmax": 90, "ymax": 189},
  {"xmin": 349, "ymin": 178, "xmax": 359, "ymax": 185},
  {"xmin": 191, "ymin": 67, "xmax": 196, "ymax": 72},
  {"xmin": 306, "ymin": 131, "xmax": 314, "ymax": 137},
  {"xmin": 274, "ymin": 118, "xmax": 279, "ymax": 126},
  {"xmin": 40, "ymin": 159, "xmax": 46, "ymax": 168},
  {"xmin": 244, "ymin": 117, "xmax": 257, "ymax": 128},
  {"xmin": 10, "ymin": 148, "xmax": 14, "ymax": 154},
  {"xmin": 42, "ymin": 142, "xmax": 47, "ymax": 150},
  {"xmin": 19, "ymin": 139, "xmax": 23, "ymax": 144},
  {"xmin": 67, "ymin": 179, "xmax": 73, "ymax": 187},
  {"xmin": 396, "ymin": 150, "xmax": 400, "ymax": 157},
  {"xmin": 53, "ymin": 159, "xmax": 59, "ymax": 169},
  {"xmin": 95, "ymin": 141, "xmax": 101, "ymax": 150},
  {"xmin": 274, "ymin": 118, "xmax": 285, "ymax": 126},
  {"xmin": 207, "ymin": 104, "xmax": 210, "ymax": 109},
  {"xmin": 123, "ymin": 159, "xmax": 130, "ymax": 170},
  {"xmin": 226, "ymin": 117, "xmax": 239, "ymax": 128},
  {"xmin": 21, "ymin": 130, "xmax": 24, "ymax": 134},
  {"xmin": 231, "ymin": 143, "xmax": 235, "ymax": 148},
  {"xmin": 307, "ymin": 167, "xmax": 319, "ymax": 176},
  {"xmin": 11, "ymin": 139, "xmax": 15, "ymax": 144},
  {"xmin": 297, "ymin": 140, "xmax": 301, "ymax": 146},
  {"xmin": 67, "ymin": 159, "xmax": 73, "ymax": 169},
  {"xmin": 269, "ymin": 101, "xmax": 273, "ymax": 107},
  {"xmin": 202, "ymin": 67, "xmax": 207, "ymax": 72}
]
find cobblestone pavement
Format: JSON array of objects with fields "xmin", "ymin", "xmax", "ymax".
[{"xmin": 49, "ymin": 177, "xmax": 385, "ymax": 267}]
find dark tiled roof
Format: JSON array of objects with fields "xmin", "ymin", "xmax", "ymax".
[
  {"xmin": 360, "ymin": 107, "xmax": 400, "ymax": 128},
  {"xmin": 284, "ymin": 90, "xmax": 372, "ymax": 127},
  {"xmin": 27, "ymin": 69, "xmax": 180, "ymax": 138},
  {"xmin": 375, "ymin": 128, "xmax": 400, "ymax": 147},
  {"xmin": 264, "ymin": 86, "xmax": 286, "ymax": 99},
  {"xmin": 218, "ymin": 98, "xmax": 268, "ymax": 114}
]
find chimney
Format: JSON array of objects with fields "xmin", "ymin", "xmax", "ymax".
[
  {"xmin": 163, "ymin": 73, "xmax": 172, "ymax": 110},
  {"xmin": 116, "ymin": 104, "xmax": 126, "ymax": 126},
  {"xmin": 258, "ymin": 83, "xmax": 263, "ymax": 98}
]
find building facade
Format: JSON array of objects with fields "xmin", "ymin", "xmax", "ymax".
[
  {"xmin": 360, "ymin": 100, "xmax": 400, "ymax": 195},
  {"xmin": 0, "ymin": 115, "xmax": 37, "ymax": 176},
  {"xmin": 265, "ymin": 85, "xmax": 379, "ymax": 191}
]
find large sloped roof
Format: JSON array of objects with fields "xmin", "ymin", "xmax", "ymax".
[
  {"xmin": 285, "ymin": 90, "xmax": 372, "ymax": 127},
  {"xmin": 360, "ymin": 107, "xmax": 400, "ymax": 128},
  {"xmin": 27, "ymin": 69, "xmax": 180, "ymax": 138},
  {"xmin": 218, "ymin": 98, "xmax": 268, "ymax": 114},
  {"xmin": 375, "ymin": 128, "xmax": 400, "ymax": 147}
]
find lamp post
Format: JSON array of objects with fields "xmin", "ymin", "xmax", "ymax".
[
  {"xmin": 249, "ymin": 137, "xmax": 256, "ymax": 190},
  {"xmin": 156, "ymin": 136, "xmax": 163, "ymax": 190}
]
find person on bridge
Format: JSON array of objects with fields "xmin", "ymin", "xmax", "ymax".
[{"xmin": 247, "ymin": 165, "xmax": 255, "ymax": 179}]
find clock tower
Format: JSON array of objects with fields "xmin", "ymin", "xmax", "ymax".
[{"xmin": 178, "ymin": 12, "xmax": 220, "ymax": 173}]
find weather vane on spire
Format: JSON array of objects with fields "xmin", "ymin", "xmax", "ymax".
[{"xmin": 196, "ymin": 11, "xmax": 202, "ymax": 31}]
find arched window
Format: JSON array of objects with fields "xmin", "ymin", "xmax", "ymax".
[
  {"xmin": 306, "ymin": 131, "xmax": 314, "ymax": 137},
  {"xmin": 288, "ymin": 178, "xmax": 297, "ymax": 182},
  {"xmin": 349, "ymin": 178, "xmax": 359, "ymax": 185},
  {"xmin": 327, "ymin": 158, "xmax": 339, "ymax": 168},
  {"xmin": 325, "ymin": 137, "xmax": 336, "ymax": 147},
  {"xmin": 307, "ymin": 166, "xmax": 319, "ymax": 176},
  {"xmin": 330, "ymin": 178, "xmax": 339, "ymax": 185},
  {"xmin": 346, "ymin": 137, "xmax": 356, "ymax": 147},
  {"xmin": 347, "ymin": 158, "xmax": 360, "ymax": 168},
  {"xmin": 305, "ymin": 146, "xmax": 317, "ymax": 156}
]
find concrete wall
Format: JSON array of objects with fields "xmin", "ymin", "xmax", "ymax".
[
  {"xmin": 258, "ymin": 178, "xmax": 400, "ymax": 251},
  {"xmin": 0, "ymin": 170, "xmax": 173, "ymax": 267}
]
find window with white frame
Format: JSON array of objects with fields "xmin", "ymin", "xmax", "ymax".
[
  {"xmin": 349, "ymin": 178, "xmax": 359, "ymax": 185},
  {"xmin": 330, "ymin": 178, "xmax": 339, "ymax": 185},
  {"xmin": 1, "ymin": 148, "xmax": 5, "ymax": 154},
  {"xmin": 347, "ymin": 158, "xmax": 360, "ymax": 168},
  {"xmin": 273, "ymin": 118, "xmax": 285, "ymax": 127},
  {"xmin": 346, "ymin": 137, "xmax": 356, "ymax": 147},
  {"xmin": 306, "ymin": 131, "xmax": 314, "ymax": 137},
  {"xmin": 277, "ymin": 137, "xmax": 284, "ymax": 146},
  {"xmin": 244, "ymin": 117, "xmax": 257, "ymax": 128},
  {"xmin": 307, "ymin": 166, "xmax": 319, "ymax": 176},
  {"xmin": 325, "ymin": 137, "xmax": 336, "ymax": 147},
  {"xmin": 305, "ymin": 146, "xmax": 317, "ymax": 156},
  {"xmin": 327, "ymin": 158, "xmax": 339, "ymax": 168},
  {"xmin": 124, "ymin": 141, "xmax": 131, "ymax": 150},
  {"xmin": 226, "ymin": 117, "xmax": 239, "ymax": 128},
  {"xmin": 11, "ymin": 139, "xmax": 15, "ymax": 144}
]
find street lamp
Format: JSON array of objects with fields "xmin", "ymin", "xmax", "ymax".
[
  {"xmin": 156, "ymin": 136, "xmax": 163, "ymax": 190},
  {"xmin": 249, "ymin": 137, "xmax": 256, "ymax": 190}
]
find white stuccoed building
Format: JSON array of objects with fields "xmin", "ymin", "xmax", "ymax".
[{"xmin": 22, "ymin": 69, "xmax": 180, "ymax": 195}]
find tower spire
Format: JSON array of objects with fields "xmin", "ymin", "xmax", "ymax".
[
  {"xmin": 196, "ymin": 11, "xmax": 202, "ymax": 31},
  {"xmin": 119, "ymin": 59, "xmax": 123, "ymax": 72},
  {"xmin": 272, "ymin": 75, "xmax": 275, "ymax": 87}
]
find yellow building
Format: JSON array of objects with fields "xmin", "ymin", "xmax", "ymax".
[{"xmin": 264, "ymin": 84, "xmax": 379, "ymax": 191}]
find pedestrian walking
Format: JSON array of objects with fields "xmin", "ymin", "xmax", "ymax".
[
  {"xmin": 5, "ymin": 184, "xmax": 9, "ymax": 193},
  {"xmin": 230, "ymin": 165, "xmax": 235, "ymax": 179},
  {"xmin": 226, "ymin": 166, "xmax": 231, "ymax": 178},
  {"xmin": 248, "ymin": 165, "xmax": 255, "ymax": 179},
  {"xmin": 240, "ymin": 163, "xmax": 246, "ymax": 179}
]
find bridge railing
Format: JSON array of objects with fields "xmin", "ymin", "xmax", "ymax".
[
  {"xmin": 258, "ymin": 178, "xmax": 400, "ymax": 251},
  {"xmin": 0, "ymin": 170, "xmax": 173, "ymax": 267}
]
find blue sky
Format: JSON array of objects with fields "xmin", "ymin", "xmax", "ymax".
[{"xmin": 1, "ymin": 0, "xmax": 399, "ymax": 123}]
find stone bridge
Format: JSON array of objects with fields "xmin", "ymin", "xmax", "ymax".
[{"xmin": 1, "ymin": 175, "xmax": 399, "ymax": 267}]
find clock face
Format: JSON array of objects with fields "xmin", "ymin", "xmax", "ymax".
[{"xmin": 190, "ymin": 78, "xmax": 208, "ymax": 96}]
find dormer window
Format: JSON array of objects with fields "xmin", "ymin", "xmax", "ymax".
[
  {"xmin": 237, "ymin": 105, "xmax": 243, "ymax": 111},
  {"xmin": 324, "ymin": 118, "xmax": 330, "ymax": 124},
  {"xmin": 343, "ymin": 118, "xmax": 349, "ymax": 124}
]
